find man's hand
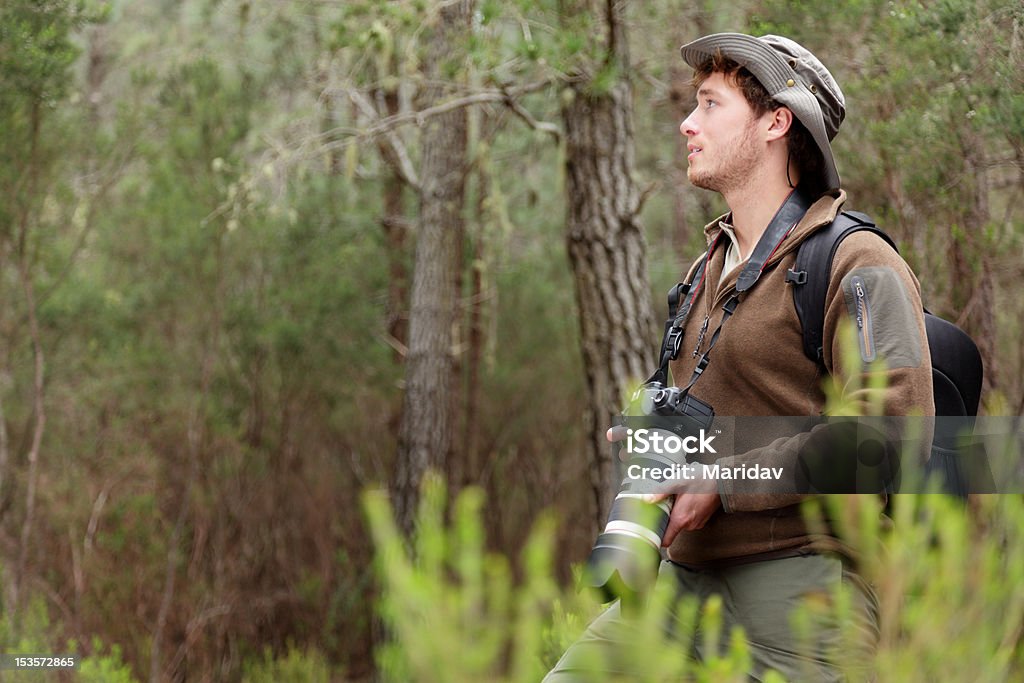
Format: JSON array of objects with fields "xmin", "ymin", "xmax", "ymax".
[
  {"xmin": 658, "ymin": 483, "xmax": 720, "ymax": 547},
  {"xmin": 607, "ymin": 426, "xmax": 722, "ymax": 546},
  {"xmin": 607, "ymin": 425, "xmax": 627, "ymax": 451}
]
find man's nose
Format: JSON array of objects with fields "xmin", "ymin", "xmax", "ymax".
[{"xmin": 680, "ymin": 112, "xmax": 698, "ymax": 138}]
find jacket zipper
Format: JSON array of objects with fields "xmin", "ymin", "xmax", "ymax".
[{"xmin": 850, "ymin": 275, "xmax": 876, "ymax": 362}]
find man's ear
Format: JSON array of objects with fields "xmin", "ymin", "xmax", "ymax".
[{"xmin": 765, "ymin": 107, "xmax": 794, "ymax": 142}]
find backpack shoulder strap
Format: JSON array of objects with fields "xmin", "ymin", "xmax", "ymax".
[{"xmin": 786, "ymin": 211, "xmax": 897, "ymax": 366}]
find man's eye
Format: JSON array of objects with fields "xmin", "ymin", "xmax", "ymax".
[{"xmin": 705, "ymin": 99, "xmax": 716, "ymax": 108}]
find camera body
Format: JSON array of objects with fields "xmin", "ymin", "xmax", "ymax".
[
  {"xmin": 583, "ymin": 382, "xmax": 714, "ymax": 605},
  {"xmin": 632, "ymin": 382, "xmax": 715, "ymax": 438}
]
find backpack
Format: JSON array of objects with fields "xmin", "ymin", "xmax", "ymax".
[{"xmin": 784, "ymin": 210, "xmax": 990, "ymax": 496}]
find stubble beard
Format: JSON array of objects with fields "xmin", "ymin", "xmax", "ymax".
[{"xmin": 688, "ymin": 117, "xmax": 763, "ymax": 195}]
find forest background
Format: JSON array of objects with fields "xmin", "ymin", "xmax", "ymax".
[{"xmin": 1, "ymin": 0, "xmax": 1023, "ymax": 681}]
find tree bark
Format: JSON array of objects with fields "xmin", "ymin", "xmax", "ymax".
[
  {"xmin": 668, "ymin": 64, "xmax": 693, "ymax": 252},
  {"xmin": 11, "ymin": 101, "xmax": 47, "ymax": 630},
  {"xmin": 394, "ymin": 0, "xmax": 474, "ymax": 535},
  {"xmin": 956, "ymin": 132, "xmax": 998, "ymax": 398},
  {"xmin": 378, "ymin": 87, "xmax": 410, "ymax": 363},
  {"xmin": 562, "ymin": 0, "xmax": 655, "ymax": 533},
  {"xmin": 461, "ymin": 142, "xmax": 490, "ymax": 487}
]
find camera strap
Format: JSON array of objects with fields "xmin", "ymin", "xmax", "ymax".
[
  {"xmin": 647, "ymin": 188, "xmax": 813, "ymax": 390},
  {"xmin": 648, "ymin": 236, "xmax": 718, "ymax": 386}
]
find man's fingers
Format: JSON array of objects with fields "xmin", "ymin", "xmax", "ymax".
[
  {"xmin": 661, "ymin": 492, "xmax": 719, "ymax": 546},
  {"xmin": 607, "ymin": 425, "xmax": 628, "ymax": 442},
  {"xmin": 662, "ymin": 498, "xmax": 688, "ymax": 547},
  {"xmin": 662, "ymin": 512, "xmax": 686, "ymax": 547},
  {"xmin": 641, "ymin": 492, "xmax": 671, "ymax": 504}
]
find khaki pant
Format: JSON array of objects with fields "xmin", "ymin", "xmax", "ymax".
[{"xmin": 544, "ymin": 555, "xmax": 879, "ymax": 682}]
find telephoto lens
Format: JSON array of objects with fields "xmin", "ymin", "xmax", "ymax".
[{"xmin": 583, "ymin": 448, "xmax": 676, "ymax": 606}]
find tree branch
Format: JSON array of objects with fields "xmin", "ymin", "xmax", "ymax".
[
  {"xmin": 346, "ymin": 88, "xmax": 421, "ymax": 191},
  {"xmin": 318, "ymin": 79, "xmax": 558, "ymax": 154},
  {"xmin": 634, "ymin": 180, "xmax": 661, "ymax": 218},
  {"xmin": 502, "ymin": 89, "xmax": 561, "ymax": 141},
  {"xmin": 0, "ymin": 372, "xmax": 9, "ymax": 510},
  {"xmin": 13, "ymin": 101, "xmax": 47, "ymax": 628},
  {"xmin": 38, "ymin": 147, "xmax": 133, "ymax": 308}
]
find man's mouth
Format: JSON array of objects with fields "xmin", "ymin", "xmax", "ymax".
[{"xmin": 687, "ymin": 145, "xmax": 702, "ymax": 160}]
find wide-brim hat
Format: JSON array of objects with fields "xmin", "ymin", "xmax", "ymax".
[{"xmin": 679, "ymin": 33, "xmax": 846, "ymax": 190}]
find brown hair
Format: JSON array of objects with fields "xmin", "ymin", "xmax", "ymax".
[{"xmin": 691, "ymin": 52, "xmax": 825, "ymax": 195}]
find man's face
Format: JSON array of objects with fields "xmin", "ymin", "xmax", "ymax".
[{"xmin": 680, "ymin": 71, "xmax": 765, "ymax": 194}]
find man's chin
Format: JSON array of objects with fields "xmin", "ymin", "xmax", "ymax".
[{"xmin": 687, "ymin": 171, "xmax": 719, "ymax": 192}]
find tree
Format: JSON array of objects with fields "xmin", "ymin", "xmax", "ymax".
[
  {"xmin": 0, "ymin": 0, "xmax": 94, "ymax": 629},
  {"xmin": 560, "ymin": 0, "xmax": 655, "ymax": 529},
  {"xmin": 395, "ymin": 0, "xmax": 476, "ymax": 534}
]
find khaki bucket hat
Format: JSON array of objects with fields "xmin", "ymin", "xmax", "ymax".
[{"xmin": 679, "ymin": 33, "xmax": 846, "ymax": 190}]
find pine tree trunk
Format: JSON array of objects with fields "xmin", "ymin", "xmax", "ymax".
[
  {"xmin": 562, "ymin": 0, "xmax": 655, "ymax": 533},
  {"xmin": 394, "ymin": 0, "xmax": 473, "ymax": 534},
  {"xmin": 462, "ymin": 155, "xmax": 489, "ymax": 487},
  {"xmin": 378, "ymin": 86, "xmax": 409, "ymax": 363},
  {"xmin": 958, "ymin": 137, "xmax": 998, "ymax": 397}
]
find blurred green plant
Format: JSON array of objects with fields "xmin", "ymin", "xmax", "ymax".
[
  {"xmin": 364, "ymin": 474, "xmax": 761, "ymax": 682},
  {"xmin": 366, "ymin": 476, "xmax": 1024, "ymax": 682},
  {"xmin": 796, "ymin": 490, "xmax": 1024, "ymax": 682},
  {"xmin": 241, "ymin": 644, "xmax": 334, "ymax": 683},
  {"xmin": 76, "ymin": 641, "xmax": 138, "ymax": 683},
  {"xmin": 0, "ymin": 596, "xmax": 137, "ymax": 682},
  {"xmin": 840, "ymin": 493, "xmax": 1024, "ymax": 682}
]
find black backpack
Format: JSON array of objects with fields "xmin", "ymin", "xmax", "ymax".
[{"xmin": 785, "ymin": 210, "xmax": 991, "ymax": 496}]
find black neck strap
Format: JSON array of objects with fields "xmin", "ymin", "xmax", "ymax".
[
  {"xmin": 646, "ymin": 188, "xmax": 813, "ymax": 388},
  {"xmin": 735, "ymin": 188, "xmax": 813, "ymax": 292}
]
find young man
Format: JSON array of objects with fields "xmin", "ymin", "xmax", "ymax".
[{"xmin": 544, "ymin": 33, "xmax": 934, "ymax": 681}]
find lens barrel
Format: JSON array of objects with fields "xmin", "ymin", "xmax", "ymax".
[{"xmin": 584, "ymin": 495, "xmax": 672, "ymax": 605}]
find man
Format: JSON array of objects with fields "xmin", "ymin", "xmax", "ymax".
[{"xmin": 544, "ymin": 33, "xmax": 934, "ymax": 681}]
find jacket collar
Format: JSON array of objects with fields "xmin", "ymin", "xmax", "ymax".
[{"xmin": 702, "ymin": 189, "xmax": 847, "ymax": 262}]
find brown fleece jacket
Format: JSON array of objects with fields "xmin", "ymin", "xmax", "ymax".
[{"xmin": 666, "ymin": 190, "xmax": 934, "ymax": 568}]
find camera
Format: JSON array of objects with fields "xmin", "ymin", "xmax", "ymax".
[{"xmin": 583, "ymin": 382, "xmax": 714, "ymax": 605}]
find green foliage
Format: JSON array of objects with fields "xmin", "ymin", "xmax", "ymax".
[
  {"xmin": 587, "ymin": 61, "xmax": 622, "ymax": 97},
  {"xmin": 366, "ymin": 479, "xmax": 1024, "ymax": 682},
  {"xmin": 0, "ymin": 598, "xmax": 137, "ymax": 683},
  {"xmin": 0, "ymin": 595, "xmax": 55, "ymax": 660},
  {"xmin": 0, "ymin": 0, "xmax": 95, "ymax": 240},
  {"xmin": 241, "ymin": 645, "xmax": 333, "ymax": 683},
  {"xmin": 365, "ymin": 476, "xmax": 562, "ymax": 681},
  {"xmin": 364, "ymin": 477, "xmax": 759, "ymax": 682},
  {"xmin": 809, "ymin": 494, "xmax": 1024, "ymax": 681},
  {"xmin": 77, "ymin": 641, "xmax": 139, "ymax": 683},
  {"xmin": 0, "ymin": 0, "xmax": 92, "ymax": 104}
]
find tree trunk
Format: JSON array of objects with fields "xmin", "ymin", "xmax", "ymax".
[
  {"xmin": 957, "ymin": 133, "xmax": 998, "ymax": 398},
  {"xmin": 668, "ymin": 64, "xmax": 694, "ymax": 254},
  {"xmin": 378, "ymin": 86, "xmax": 409, "ymax": 363},
  {"xmin": 394, "ymin": 0, "xmax": 473, "ymax": 535},
  {"xmin": 461, "ymin": 148, "xmax": 489, "ymax": 487},
  {"xmin": 562, "ymin": 0, "xmax": 655, "ymax": 533}
]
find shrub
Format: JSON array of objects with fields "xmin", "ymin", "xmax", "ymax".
[{"xmin": 366, "ymin": 476, "xmax": 1024, "ymax": 682}]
